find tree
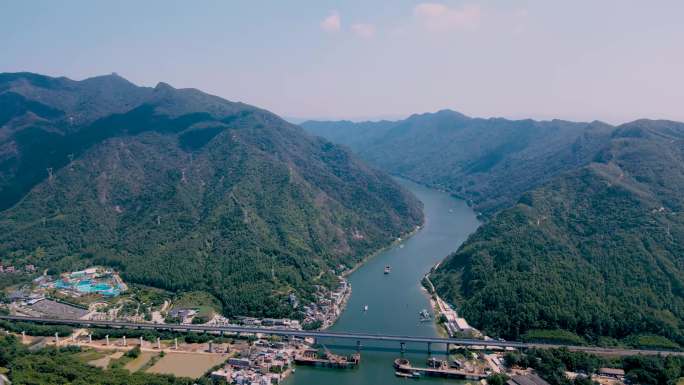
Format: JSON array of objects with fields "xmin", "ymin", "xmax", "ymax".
[
  {"xmin": 487, "ymin": 373, "xmax": 509, "ymax": 385},
  {"xmin": 126, "ymin": 346, "xmax": 141, "ymax": 358}
]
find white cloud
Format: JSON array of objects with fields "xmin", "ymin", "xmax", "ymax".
[
  {"xmin": 320, "ymin": 10, "xmax": 341, "ymax": 33},
  {"xmin": 414, "ymin": 3, "xmax": 481, "ymax": 32},
  {"xmin": 351, "ymin": 23, "xmax": 376, "ymax": 38}
]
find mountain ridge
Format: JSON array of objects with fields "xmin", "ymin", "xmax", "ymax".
[
  {"xmin": 302, "ymin": 110, "xmax": 615, "ymax": 214},
  {"xmin": 431, "ymin": 119, "xmax": 684, "ymax": 346},
  {"xmin": 304, "ymin": 111, "xmax": 684, "ymax": 347},
  {"xmin": 0, "ymin": 72, "xmax": 423, "ymax": 317}
]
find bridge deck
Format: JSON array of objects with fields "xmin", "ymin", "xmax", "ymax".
[
  {"xmin": 1, "ymin": 315, "xmax": 683, "ymax": 356},
  {"xmin": 0, "ymin": 315, "xmax": 522, "ymax": 347}
]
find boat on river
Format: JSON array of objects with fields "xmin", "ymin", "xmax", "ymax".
[
  {"xmin": 363, "ymin": 305, "xmax": 368, "ymax": 311},
  {"xmin": 394, "ymin": 358, "xmax": 487, "ymax": 380},
  {"xmin": 395, "ymin": 371, "xmax": 421, "ymax": 379},
  {"xmin": 419, "ymin": 309, "xmax": 431, "ymax": 322},
  {"xmin": 384, "ymin": 265, "xmax": 391, "ymax": 274}
]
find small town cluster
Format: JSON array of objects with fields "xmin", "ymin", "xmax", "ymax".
[
  {"xmin": 1, "ymin": 265, "xmax": 353, "ymax": 384},
  {"xmin": 301, "ymin": 277, "xmax": 350, "ymax": 329},
  {"xmin": 0, "ymin": 263, "xmax": 36, "ymax": 274},
  {"xmin": 2, "ymin": 265, "xmax": 632, "ymax": 385}
]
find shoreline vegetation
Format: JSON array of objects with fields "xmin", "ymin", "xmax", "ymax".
[
  {"xmin": 424, "ymin": 264, "xmax": 684, "ymax": 353},
  {"xmin": 422, "ymin": 266, "xmax": 483, "ymax": 341}
]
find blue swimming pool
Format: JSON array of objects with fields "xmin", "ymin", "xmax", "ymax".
[{"xmin": 54, "ymin": 279, "xmax": 122, "ymax": 296}]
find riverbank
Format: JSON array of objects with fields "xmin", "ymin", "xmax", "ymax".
[
  {"xmin": 286, "ymin": 178, "xmax": 482, "ymax": 385},
  {"xmin": 423, "ymin": 267, "xmax": 481, "ymax": 339}
]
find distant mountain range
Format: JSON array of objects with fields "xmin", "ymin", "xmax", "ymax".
[
  {"xmin": 303, "ymin": 111, "xmax": 614, "ymax": 215},
  {"xmin": 0, "ymin": 72, "xmax": 423, "ymax": 318},
  {"xmin": 304, "ymin": 112, "xmax": 684, "ymax": 348}
]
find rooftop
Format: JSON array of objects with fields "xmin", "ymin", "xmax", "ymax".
[
  {"xmin": 507, "ymin": 374, "xmax": 551, "ymax": 385},
  {"xmin": 598, "ymin": 368, "xmax": 625, "ymax": 376}
]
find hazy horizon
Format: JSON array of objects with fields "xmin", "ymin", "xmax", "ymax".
[{"xmin": 2, "ymin": 0, "xmax": 683, "ymax": 124}]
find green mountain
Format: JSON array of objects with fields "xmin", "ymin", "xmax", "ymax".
[
  {"xmin": 0, "ymin": 72, "xmax": 422, "ymax": 317},
  {"xmin": 303, "ymin": 111, "xmax": 614, "ymax": 214},
  {"xmin": 431, "ymin": 119, "xmax": 684, "ymax": 346}
]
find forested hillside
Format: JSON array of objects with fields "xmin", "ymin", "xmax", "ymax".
[
  {"xmin": 0, "ymin": 72, "xmax": 423, "ymax": 318},
  {"xmin": 303, "ymin": 110, "xmax": 614, "ymax": 214},
  {"xmin": 431, "ymin": 120, "xmax": 684, "ymax": 346}
]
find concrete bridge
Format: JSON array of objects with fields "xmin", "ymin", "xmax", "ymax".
[{"xmin": 1, "ymin": 315, "xmax": 682, "ymax": 356}]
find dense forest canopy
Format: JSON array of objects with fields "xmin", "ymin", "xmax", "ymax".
[
  {"xmin": 307, "ymin": 112, "xmax": 684, "ymax": 347},
  {"xmin": 0, "ymin": 72, "xmax": 423, "ymax": 318},
  {"xmin": 432, "ymin": 120, "xmax": 684, "ymax": 346},
  {"xmin": 503, "ymin": 348, "xmax": 684, "ymax": 385}
]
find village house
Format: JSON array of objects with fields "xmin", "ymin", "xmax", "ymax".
[
  {"xmin": 597, "ymin": 367, "xmax": 626, "ymax": 379},
  {"xmin": 507, "ymin": 374, "xmax": 551, "ymax": 385}
]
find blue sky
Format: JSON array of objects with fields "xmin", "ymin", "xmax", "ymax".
[{"xmin": 2, "ymin": 1, "xmax": 683, "ymax": 123}]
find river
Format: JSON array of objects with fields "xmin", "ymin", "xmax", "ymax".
[{"xmin": 286, "ymin": 178, "xmax": 481, "ymax": 385}]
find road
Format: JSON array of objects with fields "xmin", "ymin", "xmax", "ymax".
[{"xmin": 2, "ymin": 315, "xmax": 682, "ymax": 356}]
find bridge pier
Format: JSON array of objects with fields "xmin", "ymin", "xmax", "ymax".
[
  {"xmin": 0, "ymin": 315, "xmax": 539, "ymax": 355},
  {"xmin": 356, "ymin": 340, "xmax": 361, "ymax": 352}
]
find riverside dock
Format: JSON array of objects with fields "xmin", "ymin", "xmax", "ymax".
[
  {"xmin": 294, "ymin": 348, "xmax": 360, "ymax": 369},
  {"xmin": 394, "ymin": 358, "xmax": 488, "ymax": 380}
]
